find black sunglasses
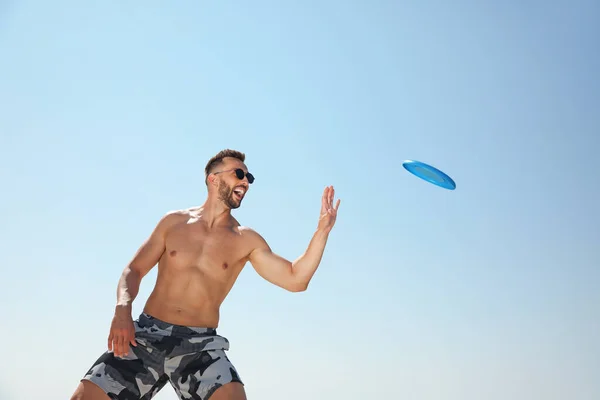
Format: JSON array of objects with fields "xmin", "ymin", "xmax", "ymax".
[{"xmin": 214, "ymin": 168, "xmax": 255, "ymax": 184}]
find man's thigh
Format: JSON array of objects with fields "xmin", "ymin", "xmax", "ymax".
[
  {"xmin": 210, "ymin": 382, "xmax": 247, "ymax": 400},
  {"xmin": 70, "ymin": 380, "xmax": 111, "ymax": 400},
  {"xmin": 168, "ymin": 349, "xmax": 245, "ymax": 400}
]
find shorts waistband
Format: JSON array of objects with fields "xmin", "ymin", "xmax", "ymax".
[{"xmin": 138, "ymin": 312, "xmax": 218, "ymax": 337}]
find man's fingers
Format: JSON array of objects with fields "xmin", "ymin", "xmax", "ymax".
[
  {"xmin": 113, "ymin": 335, "xmax": 119, "ymax": 356},
  {"xmin": 321, "ymin": 185, "xmax": 340, "ymax": 215},
  {"xmin": 122, "ymin": 343, "xmax": 130, "ymax": 357},
  {"xmin": 117, "ymin": 334, "xmax": 125, "ymax": 357},
  {"xmin": 321, "ymin": 187, "xmax": 328, "ymax": 211},
  {"xmin": 121, "ymin": 334, "xmax": 129, "ymax": 356}
]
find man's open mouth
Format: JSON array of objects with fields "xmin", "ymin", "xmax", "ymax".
[{"xmin": 233, "ymin": 187, "xmax": 245, "ymax": 200}]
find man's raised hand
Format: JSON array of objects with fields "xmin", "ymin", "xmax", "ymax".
[{"xmin": 317, "ymin": 185, "xmax": 341, "ymax": 233}]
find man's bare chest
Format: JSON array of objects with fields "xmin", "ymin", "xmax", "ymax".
[{"xmin": 163, "ymin": 222, "xmax": 249, "ymax": 271}]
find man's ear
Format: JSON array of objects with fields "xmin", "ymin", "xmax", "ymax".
[{"xmin": 207, "ymin": 174, "xmax": 217, "ymax": 186}]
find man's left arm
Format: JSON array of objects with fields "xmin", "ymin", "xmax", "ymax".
[{"xmin": 247, "ymin": 186, "xmax": 341, "ymax": 292}]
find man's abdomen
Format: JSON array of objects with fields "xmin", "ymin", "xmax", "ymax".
[{"xmin": 143, "ymin": 271, "xmax": 225, "ymax": 327}]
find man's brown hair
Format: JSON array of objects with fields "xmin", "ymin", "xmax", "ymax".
[{"xmin": 204, "ymin": 149, "xmax": 246, "ymax": 184}]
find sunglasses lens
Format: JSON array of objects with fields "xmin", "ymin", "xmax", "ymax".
[{"xmin": 234, "ymin": 169, "xmax": 254, "ymax": 184}]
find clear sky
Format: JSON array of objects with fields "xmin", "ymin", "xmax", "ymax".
[{"xmin": 1, "ymin": 1, "xmax": 599, "ymax": 399}]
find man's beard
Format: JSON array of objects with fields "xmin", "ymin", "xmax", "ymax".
[{"xmin": 218, "ymin": 181, "xmax": 241, "ymax": 209}]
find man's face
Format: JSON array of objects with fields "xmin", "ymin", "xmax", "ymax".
[{"xmin": 214, "ymin": 158, "xmax": 252, "ymax": 209}]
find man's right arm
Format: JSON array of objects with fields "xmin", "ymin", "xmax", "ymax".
[
  {"xmin": 115, "ymin": 211, "xmax": 180, "ymax": 311},
  {"xmin": 109, "ymin": 211, "xmax": 182, "ymax": 357}
]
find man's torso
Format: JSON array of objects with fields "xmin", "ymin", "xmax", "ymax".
[{"xmin": 143, "ymin": 209, "xmax": 255, "ymax": 327}]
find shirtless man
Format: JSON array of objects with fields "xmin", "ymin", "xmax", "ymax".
[{"xmin": 70, "ymin": 149, "xmax": 341, "ymax": 400}]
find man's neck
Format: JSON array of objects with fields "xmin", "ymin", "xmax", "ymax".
[{"xmin": 197, "ymin": 197, "xmax": 232, "ymax": 228}]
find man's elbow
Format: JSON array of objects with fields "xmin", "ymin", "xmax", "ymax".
[{"xmin": 286, "ymin": 280, "xmax": 308, "ymax": 293}]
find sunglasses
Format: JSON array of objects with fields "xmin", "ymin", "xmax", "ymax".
[{"xmin": 213, "ymin": 168, "xmax": 255, "ymax": 184}]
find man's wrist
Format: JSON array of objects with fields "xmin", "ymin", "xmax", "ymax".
[
  {"xmin": 115, "ymin": 303, "xmax": 132, "ymax": 313},
  {"xmin": 315, "ymin": 226, "xmax": 331, "ymax": 237}
]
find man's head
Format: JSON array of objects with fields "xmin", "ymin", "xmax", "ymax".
[{"xmin": 204, "ymin": 149, "xmax": 254, "ymax": 209}]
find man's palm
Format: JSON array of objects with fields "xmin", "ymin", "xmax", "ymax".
[{"xmin": 318, "ymin": 186, "xmax": 341, "ymax": 232}]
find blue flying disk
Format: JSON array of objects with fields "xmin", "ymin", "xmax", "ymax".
[{"xmin": 402, "ymin": 160, "xmax": 456, "ymax": 190}]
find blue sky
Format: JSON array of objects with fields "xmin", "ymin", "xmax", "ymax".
[{"xmin": 1, "ymin": 1, "xmax": 598, "ymax": 399}]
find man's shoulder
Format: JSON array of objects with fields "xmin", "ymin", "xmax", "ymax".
[
  {"xmin": 156, "ymin": 208, "xmax": 193, "ymax": 228},
  {"xmin": 162, "ymin": 208, "xmax": 191, "ymax": 219},
  {"xmin": 237, "ymin": 225, "xmax": 269, "ymax": 250},
  {"xmin": 237, "ymin": 225, "xmax": 258, "ymax": 235}
]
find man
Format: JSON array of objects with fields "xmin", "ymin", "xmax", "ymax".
[{"xmin": 70, "ymin": 149, "xmax": 341, "ymax": 400}]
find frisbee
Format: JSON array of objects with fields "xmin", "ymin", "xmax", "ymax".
[{"xmin": 402, "ymin": 160, "xmax": 456, "ymax": 190}]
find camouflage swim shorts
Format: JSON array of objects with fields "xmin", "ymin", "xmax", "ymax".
[{"xmin": 82, "ymin": 313, "xmax": 243, "ymax": 400}]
